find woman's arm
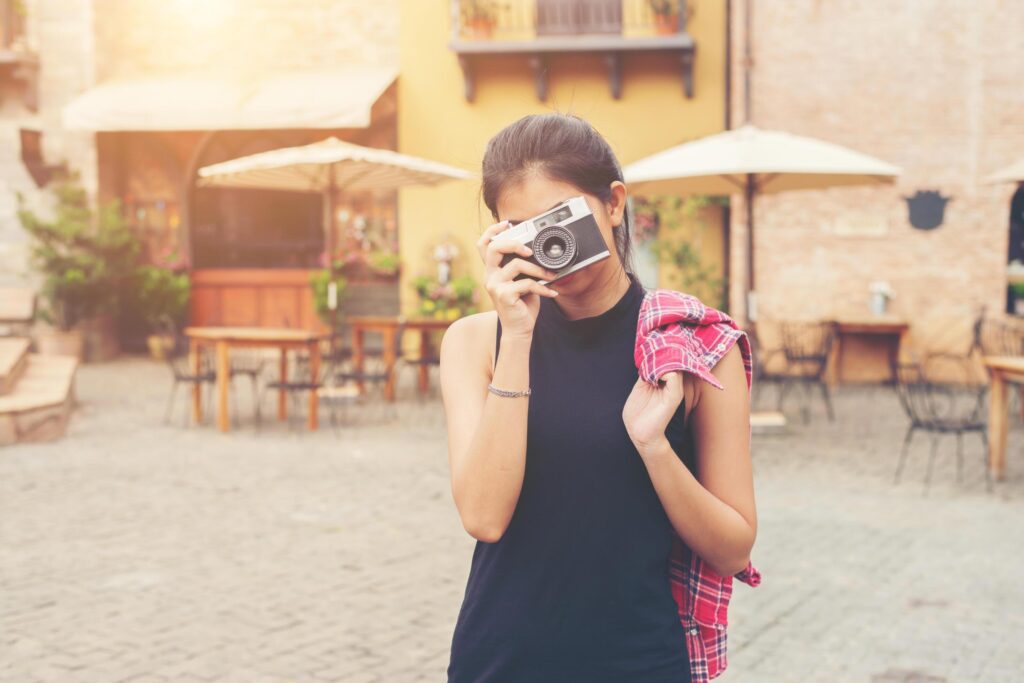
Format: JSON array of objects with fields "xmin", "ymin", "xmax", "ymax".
[
  {"xmin": 627, "ymin": 345, "xmax": 757, "ymax": 577},
  {"xmin": 440, "ymin": 313, "xmax": 533, "ymax": 543}
]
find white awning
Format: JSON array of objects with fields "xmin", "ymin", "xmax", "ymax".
[{"xmin": 62, "ymin": 67, "xmax": 397, "ymax": 132}]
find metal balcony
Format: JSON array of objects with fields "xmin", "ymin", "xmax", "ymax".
[{"xmin": 449, "ymin": 0, "xmax": 695, "ymax": 101}]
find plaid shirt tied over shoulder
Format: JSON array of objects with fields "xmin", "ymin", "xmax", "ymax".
[{"xmin": 633, "ymin": 287, "xmax": 762, "ymax": 682}]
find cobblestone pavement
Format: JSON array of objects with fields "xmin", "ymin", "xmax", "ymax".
[{"xmin": 2, "ymin": 357, "xmax": 1023, "ymax": 683}]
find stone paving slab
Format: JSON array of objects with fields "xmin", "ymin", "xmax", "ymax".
[{"xmin": 1, "ymin": 358, "xmax": 1022, "ymax": 682}]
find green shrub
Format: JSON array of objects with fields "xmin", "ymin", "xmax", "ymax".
[
  {"xmin": 17, "ymin": 177, "xmax": 140, "ymax": 330},
  {"xmin": 136, "ymin": 265, "xmax": 190, "ymax": 332},
  {"xmin": 310, "ymin": 264, "xmax": 350, "ymax": 328}
]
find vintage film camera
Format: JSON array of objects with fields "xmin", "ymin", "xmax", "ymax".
[{"xmin": 492, "ymin": 196, "xmax": 610, "ymax": 285}]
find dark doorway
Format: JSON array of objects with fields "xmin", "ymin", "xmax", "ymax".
[
  {"xmin": 191, "ymin": 187, "xmax": 322, "ymax": 269},
  {"xmin": 1005, "ymin": 184, "xmax": 1024, "ymax": 314},
  {"xmin": 188, "ymin": 131, "xmax": 324, "ymax": 269},
  {"xmin": 1007, "ymin": 184, "xmax": 1024, "ymax": 263}
]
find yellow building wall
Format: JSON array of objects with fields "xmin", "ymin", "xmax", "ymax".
[{"xmin": 397, "ymin": 0, "xmax": 728, "ymax": 323}]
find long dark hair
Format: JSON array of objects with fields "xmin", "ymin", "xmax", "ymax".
[{"xmin": 481, "ymin": 113, "xmax": 637, "ymax": 275}]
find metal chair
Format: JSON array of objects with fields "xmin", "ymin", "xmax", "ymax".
[
  {"xmin": 394, "ymin": 326, "xmax": 443, "ymax": 402},
  {"xmin": 973, "ymin": 311, "xmax": 1024, "ymax": 419},
  {"xmin": 331, "ymin": 322, "xmax": 404, "ymax": 420},
  {"xmin": 893, "ymin": 355, "xmax": 993, "ymax": 495},
  {"xmin": 977, "ymin": 314, "xmax": 1024, "ymax": 357},
  {"xmin": 229, "ymin": 349, "xmax": 268, "ymax": 424},
  {"xmin": 746, "ymin": 321, "xmax": 788, "ymax": 410},
  {"xmin": 257, "ymin": 350, "xmax": 326, "ymax": 432},
  {"xmin": 777, "ymin": 320, "xmax": 838, "ymax": 423},
  {"xmin": 163, "ymin": 332, "xmax": 216, "ymax": 427}
]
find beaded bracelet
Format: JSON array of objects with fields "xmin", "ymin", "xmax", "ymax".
[{"xmin": 487, "ymin": 384, "xmax": 532, "ymax": 398}]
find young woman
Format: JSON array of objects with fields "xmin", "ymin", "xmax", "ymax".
[{"xmin": 440, "ymin": 113, "xmax": 757, "ymax": 682}]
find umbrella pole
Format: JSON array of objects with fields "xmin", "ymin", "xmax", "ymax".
[
  {"xmin": 326, "ymin": 167, "xmax": 338, "ymax": 357},
  {"xmin": 746, "ymin": 173, "xmax": 757, "ymax": 324}
]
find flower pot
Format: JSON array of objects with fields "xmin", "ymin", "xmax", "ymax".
[
  {"xmin": 34, "ymin": 328, "xmax": 85, "ymax": 360},
  {"xmin": 869, "ymin": 292, "xmax": 891, "ymax": 316},
  {"xmin": 654, "ymin": 13, "xmax": 678, "ymax": 35},
  {"xmin": 79, "ymin": 313, "xmax": 121, "ymax": 362},
  {"xmin": 466, "ymin": 18, "xmax": 495, "ymax": 39},
  {"xmin": 147, "ymin": 334, "xmax": 176, "ymax": 361}
]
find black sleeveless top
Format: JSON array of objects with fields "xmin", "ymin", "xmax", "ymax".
[{"xmin": 447, "ymin": 272, "xmax": 693, "ymax": 683}]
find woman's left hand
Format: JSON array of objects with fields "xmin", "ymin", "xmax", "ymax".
[{"xmin": 623, "ymin": 371, "xmax": 684, "ymax": 454}]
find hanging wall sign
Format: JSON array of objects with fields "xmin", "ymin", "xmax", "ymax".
[{"xmin": 904, "ymin": 190, "xmax": 951, "ymax": 230}]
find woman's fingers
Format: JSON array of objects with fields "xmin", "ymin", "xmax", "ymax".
[
  {"xmin": 485, "ymin": 238, "xmax": 533, "ymax": 270},
  {"xmin": 499, "ymin": 256, "xmax": 558, "ymax": 283},
  {"xmin": 491, "ymin": 278, "xmax": 558, "ymax": 306},
  {"xmin": 477, "ymin": 221, "xmax": 520, "ymax": 265}
]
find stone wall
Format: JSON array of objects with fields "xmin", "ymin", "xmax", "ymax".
[
  {"xmin": 0, "ymin": 0, "xmax": 95, "ymax": 287},
  {"xmin": 728, "ymin": 0, "xmax": 1024, "ymax": 359}
]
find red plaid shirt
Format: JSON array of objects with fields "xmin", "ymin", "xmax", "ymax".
[{"xmin": 634, "ymin": 288, "xmax": 762, "ymax": 683}]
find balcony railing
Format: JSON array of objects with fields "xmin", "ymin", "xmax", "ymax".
[{"xmin": 449, "ymin": 0, "xmax": 694, "ymax": 101}]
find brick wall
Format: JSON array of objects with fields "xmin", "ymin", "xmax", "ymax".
[{"xmin": 728, "ymin": 0, "xmax": 1024, "ymax": 359}]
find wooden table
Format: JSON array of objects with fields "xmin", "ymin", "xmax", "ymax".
[
  {"xmin": 347, "ymin": 316, "xmax": 453, "ymax": 401},
  {"xmin": 982, "ymin": 355, "xmax": 1024, "ymax": 481},
  {"xmin": 831, "ymin": 317, "xmax": 910, "ymax": 385},
  {"xmin": 184, "ymin": 326, "xmax": 326, "ymax": 433}
]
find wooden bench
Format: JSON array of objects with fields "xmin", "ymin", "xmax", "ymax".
[
  {"xmin": 0, "ymin": 287, "xmax": 36, "ymax": 321},
  {"xmin": 0, "ymin": 338, "xmax": 31, "ymax": 396},
  {"xmin": 0, "ymin": 354, "xmax": 78, "ymax": 447}
]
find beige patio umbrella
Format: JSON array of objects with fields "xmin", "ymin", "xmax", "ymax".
[
  {"xmin": 983, "ymin": 158, "xmax": 1024, "ymax": 185},
  {"xmin": 197, "ymin": 136, "xmax": 473, "ymax": 334},
  {"xmin": 623, "ymin": 124, "xmax": 902, "ymax": 321}
]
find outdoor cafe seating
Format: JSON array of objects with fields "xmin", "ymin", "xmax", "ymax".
[
  {"xmin": 163, "ymin": 331, "xmax": 215, "ymax": 427},
  {"xmin": 772, "ymin": 320, "xmax": 839, "ymax": 424},
  {"xmin": 893, "ymin": 353, "xmax": 993, "ymax": 495},
  {"xmin": 163, "ymin": 326, "xmax": 271, "ymax": 428},
  {"xmin": 250, "ymin": 318, "xmax": 444, "ymax": 432}
]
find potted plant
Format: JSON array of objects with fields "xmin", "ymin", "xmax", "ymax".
[
  {"xmin": 412, "ymin": 273, "xmax": 480, "ymax": 320},
  {"xmin": 461, "ymin": 0, "xmax": 501, "ymax": 39},
  {"xmin": 869, "ymin": 281, "xmax": 895, "ymax": 316},
  {"xmin": 367, "ymin": 248, "xmax": 402, "ymax": 278},
  {"xmin": 648, "ymin": 0, "xmax": 679, "ymax": 35},
  {"xmin": 17, "ymin": 177, "xmax": 140, "ymax": 361},
  {"xmin": 136, "ymin": 264, "xmax": 190, "ymax": 360},
  {"xmin": 1011, "ymin": 282, "xmax": 1024, "ymax": 316},
  {"xmin": 310, "ymin": 263, "xmax": 350, "ymax": 329}
]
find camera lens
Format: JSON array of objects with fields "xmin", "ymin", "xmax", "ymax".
[{"xmin": 533, "ymin": 226, "xmax": 577, "ymax": 270}]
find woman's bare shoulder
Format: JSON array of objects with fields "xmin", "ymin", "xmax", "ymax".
[{"xmin": 442, "ymin": 310, "xmax": 499, "ymax": 376}]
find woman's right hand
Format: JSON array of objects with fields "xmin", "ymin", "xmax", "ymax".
[{"xmin": 477, "ymin": 220, "xmax": 560, "ymax": 339}]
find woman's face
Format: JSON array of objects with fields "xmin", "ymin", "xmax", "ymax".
[{"xmin": 495, "ymin": 172, "xmax": 625, "ymax": 295}]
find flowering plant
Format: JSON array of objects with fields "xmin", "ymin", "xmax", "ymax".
[
  {"xmin": 309, "ymin": 262, "xmax": 350, "ymax": 327},
  {"xmin": 630, "ymin": 197, "xmax": 661, "ymax": 244},
  {"xmin": 869, "ymin": 281, "xmax": 895, "ymax": 300},
  {"xmin": 412, "ymin": 273, "xmax": 479, "ymax": 320}
]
